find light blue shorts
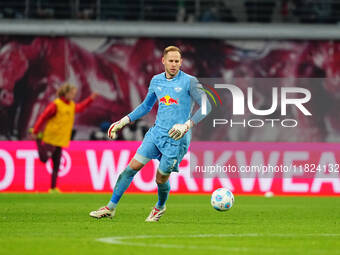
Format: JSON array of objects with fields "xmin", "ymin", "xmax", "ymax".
[{"xmin": 136, "ymin": 127, "xmax": 189, "ymax": 175}]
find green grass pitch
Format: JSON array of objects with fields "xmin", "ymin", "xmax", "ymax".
[{"xmin": 0, "ymin": 193, "xmax": 339, "ymax": 255}]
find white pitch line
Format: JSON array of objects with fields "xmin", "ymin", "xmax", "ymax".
[
  {"xmin": 97, "ymin": 235, "xmax": 254, "ymax": 252},
  {"xmin": 96, "ymin": 233, "xmax": 340, "ymax": 252},
  {"xmin": 97, "ymin": 238, "xmax": 250, "ymax": 252}
]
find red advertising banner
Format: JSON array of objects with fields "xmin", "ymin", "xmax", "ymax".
[{"xmin": 0, "ymin": 141, "xmax": 339, "ymax": 195}]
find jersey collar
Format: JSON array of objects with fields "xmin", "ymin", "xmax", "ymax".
[
  {"xmin": 164, "ymin": 70, "xmax": 181, "ymax": 81},
  {"xmin": 60, "ymin": 96, "xmax": 71, "ymax": 104}
]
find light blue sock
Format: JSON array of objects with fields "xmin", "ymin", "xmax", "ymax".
[
  {"xmin": 156, "ymin": 181, "xmax": 170, "ymax": 210},
  {"xmin": 107, "ymin": 165, "xmax": 138, "ymax": 210}
]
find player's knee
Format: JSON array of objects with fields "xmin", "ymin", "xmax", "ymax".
[
  {"xmin": 156, "ymin": 171, "xmax": 169, "ymax": 185},
  {"xmin": 156, "ymin": 178, "xmax": 165, "ymax": 185},
  {"xmin": 129, "ymin": 158, "xmax": 144, "ymax": 170}
]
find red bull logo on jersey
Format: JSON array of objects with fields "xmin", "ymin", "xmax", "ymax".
[{"xmin": 159, "ymin": 95, "xmax": 178, "ymax": 106}]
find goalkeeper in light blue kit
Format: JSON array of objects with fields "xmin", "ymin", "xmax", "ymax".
[{"xmin": 90, "ymin": 46, "xmax": 211, "ymax": 222}]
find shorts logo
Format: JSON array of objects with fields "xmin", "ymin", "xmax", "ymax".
[
  {"xmin": 159, "ymin": 95, "xmax": 178, "ymax": 106},
  {"xmin": 170, "ymin": 159, "xmax": 178, "ymax": 170}
]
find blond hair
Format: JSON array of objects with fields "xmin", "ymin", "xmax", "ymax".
[
  {"xmin": 163, "ymin": 46, "xmax": 182, "ymax": 57},
  {"xmin": 57, "ymin": 83, "xmax": 76, "ymax": 97}
]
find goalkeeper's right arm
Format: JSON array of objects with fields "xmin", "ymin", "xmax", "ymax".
[{"xmin": 107, "ymin": 89, "xmax": 157, "ymax": 140}]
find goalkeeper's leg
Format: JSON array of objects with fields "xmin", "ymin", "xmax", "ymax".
[
  {"xmin": 89, "ymin": 156, "xmax": 148, "ymax": 219},
  {"xmin": 145, "ymin": 170, "xmax": 170, "ymax": 222},
  {"xmin": 107, "ymin": 158, "xmax": 145, "ymax": 209},
  {"xmin": 106, "ymin": 132, "xmax": 158, "ymax": 210},
  {"xmin": 90, "ymin": 131, "xmax": 158, "ymax": 219}
]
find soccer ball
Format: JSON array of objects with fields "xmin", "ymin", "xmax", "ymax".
[{"xmin": 211, "ymin": 188, "xmax": 234, "ymax": 211}]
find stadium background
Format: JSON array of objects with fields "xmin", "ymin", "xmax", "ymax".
[{"xmin": 0, "ymin": 1, "xmax": 340, "ymax": 196}]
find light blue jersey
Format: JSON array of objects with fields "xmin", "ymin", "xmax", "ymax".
[{"xmin": 128, "ymin": 70, "xmax": 211, "ymax": 174}]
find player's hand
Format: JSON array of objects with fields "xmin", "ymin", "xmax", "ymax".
[
  {"xmin": 107, "ymin": 116, "xmax": 130, "ymax": 140},
  {"xmin": 168, "ymin": 120, "xmax": 193, "ymax": 141},
  {"xmin": 29, "ymin": 128, "xmax": 37, "ymax": 140}
]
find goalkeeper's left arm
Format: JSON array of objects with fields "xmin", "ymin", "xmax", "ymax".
[{"xmin": 168, "ymin": 80, "xmax": 212, "ymax": 141}]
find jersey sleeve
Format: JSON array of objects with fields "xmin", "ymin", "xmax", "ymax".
[
  {"xmin": 189, "ymin": 77, "xmax": 212, "ymax": 125},
  {"xmin": 128, "ymin": 82, "xmax": 157, "ymax": 122},
  {"xmin": 33, "ymin": 102, "xmax": 57, "ymax": 134},
  {"xmin": 75, "ymin": 96, "xmax": 94, "ymax": 113}
]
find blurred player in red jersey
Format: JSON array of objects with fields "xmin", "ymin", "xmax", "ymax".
[{"xmin": 32, "ymin": 83, "xmax": 97, "ymax": 192}]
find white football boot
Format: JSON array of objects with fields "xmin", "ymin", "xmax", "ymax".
[
  {"xmin": 145, "ymin": 206, "xmax": 166, "ymax": 222},
  {"xmin": 89, "ymin": 206, "xmax": 115, "ymax": 219}
]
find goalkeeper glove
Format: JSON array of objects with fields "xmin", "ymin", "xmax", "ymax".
[
  {"xmin": 107, "ymin": 116, "xmax": 130, "ymax": 140},
  {"xmin": 168, "ymin": 120, "xmax": 193, "ymax": 141}
]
